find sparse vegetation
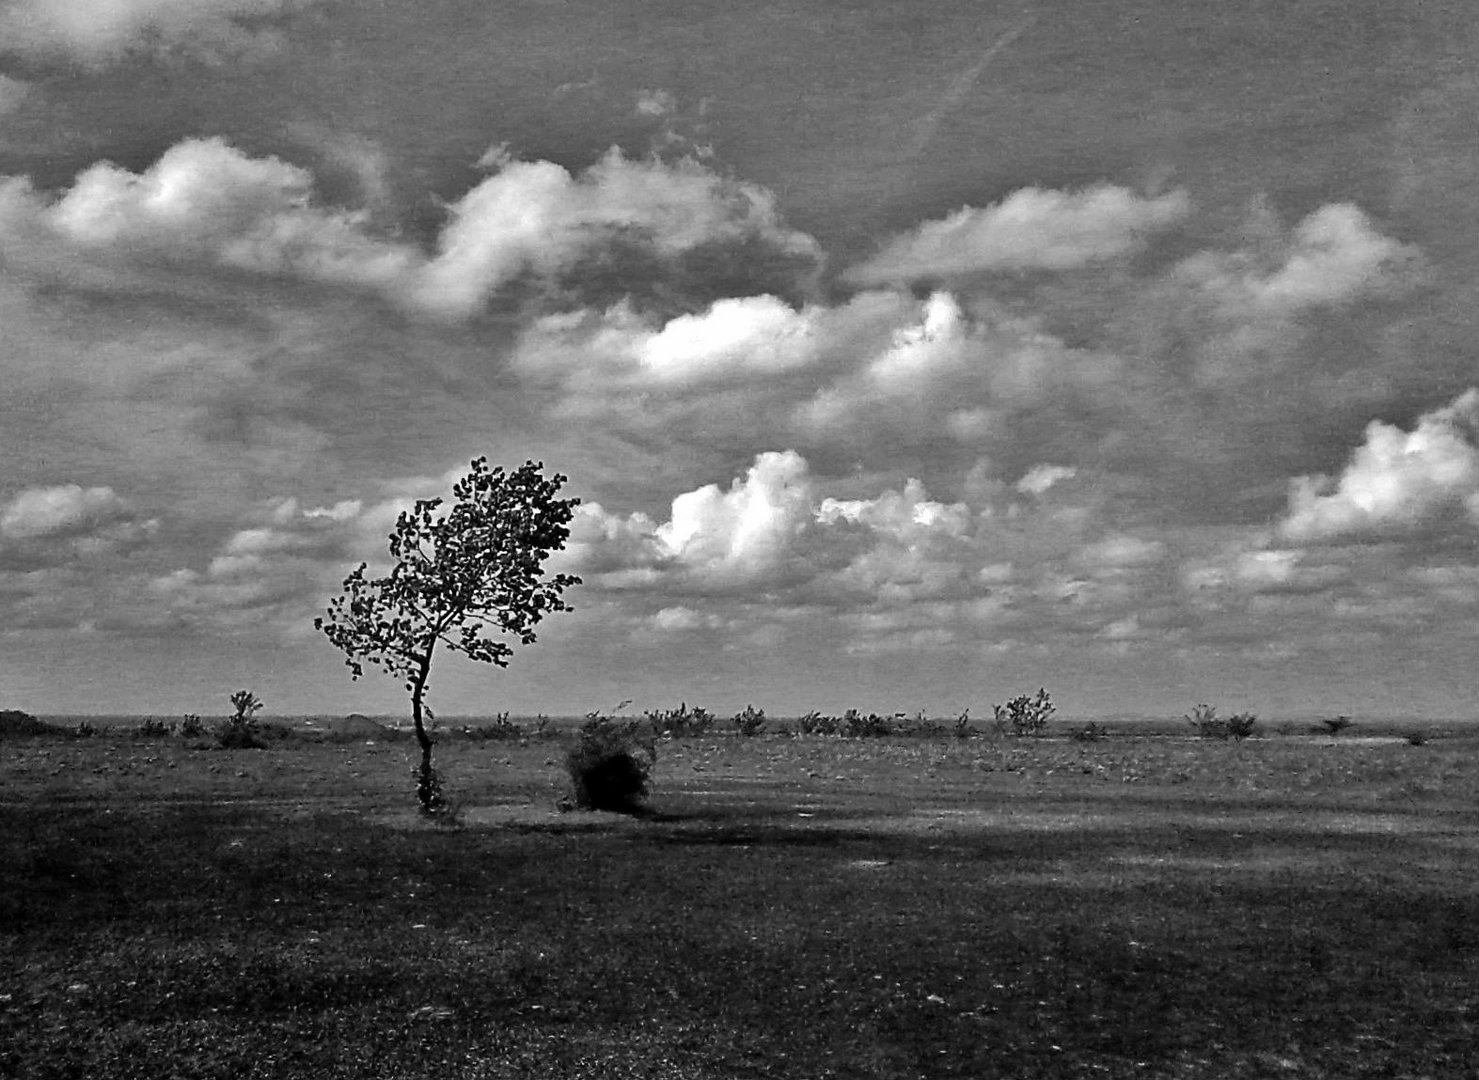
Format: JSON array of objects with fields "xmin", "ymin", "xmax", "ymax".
[
  {"xmin": 180, "ymin": 713, "xmax": 206, "ymax": 738},
  {"xmin": 5, "ymin": 720, "xmax": 1479, "ymax": 1079},
  {"xmin": 1321, "ymin": 715, "xmax": 1356, "ymax": 735},
  {"xmin": 132, "ymin": 717, "xmax": 174, "ymax": 739},
  {"xmin": 1071, "ymin": 721, "xmax": 1108, "ymax": 743}
]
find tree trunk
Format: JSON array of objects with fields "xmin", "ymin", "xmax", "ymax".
[{"xmin": 409, "ymin": 656, "xmax": 439, "ymax": 814}]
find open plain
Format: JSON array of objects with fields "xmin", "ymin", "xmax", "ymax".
[{"xmin": 3, "ymin": 720, "xmax": 1479, "ymax": 1079}]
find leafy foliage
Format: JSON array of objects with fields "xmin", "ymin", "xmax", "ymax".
[
  {"xmin": 994, "ymin": 689, "xmax": 1056, "ymax": 737},
  {"xmin": 316, "ymin": 460, "xmax": 580, "ymax": 689}
]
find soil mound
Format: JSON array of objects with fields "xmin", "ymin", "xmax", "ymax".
[
  {"xmin": 0, "ymin": 709, "xmax": 65, "ymax": 739},
  {"xmin": 301, "ymin": 713, "xmax": 406, "ymax": 742}
]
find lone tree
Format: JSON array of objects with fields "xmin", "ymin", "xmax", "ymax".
[{"xmin": 316, "ymin": 458, "xmax": 581, "ymax": 813}]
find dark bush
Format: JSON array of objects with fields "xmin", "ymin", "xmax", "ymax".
[
  {"xmin": 994, "ymin": 689, "xmax": 1055, "ymax": 737},
  {"xmin": 797, "ymin": 711, "xmax": 840, "ymax": 735},
  {"xmin": 646, "ymin": 702, "xmax": 714, "ymax": 738},
  {"xmin": 216, "ymin": 690, "xmax": 266, "ymax": 749},
  {"xmin": 841, "ymin": 709, "xmax": 892, "ymax": 738},
  {"xmin": 565, "ymin": 718, "xmax": 655, "ymax": 814},
  {"xmin": 1226, "ymin": 712, "xmax": 1258, "ymax": 740},
  {"xmin": 1320, "ymin": 716, "xmax": 1355, "ymax": 735},
  {"xmin": 132, "ymin": 718, "xmax": 174, "ymax": 739},
  {"xmin": 1070, "ymin": 721, "xmax": 1107, "ymax": 743},
  {"xmin": 732, "ymin": 705, "xmax": 767, "ymax": 737},
  {"xmin": 0, "ymin": 709, "xmax": 64, "ymax": 739},
  {"xmin": 179, "ymin": 714, "xmax": 206, "ymax": 738},
  {"xmin": 1186, "ymin": 704, "xmax": 1257, "ymax": 740}
]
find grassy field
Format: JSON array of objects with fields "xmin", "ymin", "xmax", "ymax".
[{"xmin": 3, "ymin": 721, "xmax": 1479, "ymax": 1079}]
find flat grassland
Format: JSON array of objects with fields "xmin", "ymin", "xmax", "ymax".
[{"xmin": 3, "ymin": 723, "xmax": 1479, "ymax": 1079}]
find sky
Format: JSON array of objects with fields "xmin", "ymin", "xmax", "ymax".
[{"xmin": 1, "ymin": 0, "xmax": 1477, "ymax": 720}]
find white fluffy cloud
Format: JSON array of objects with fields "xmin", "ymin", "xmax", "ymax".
[
  {"xmin": 572, "ymin": 451, "xmax": 965, "ymax": 596},
  {"xmin": 654, "ymin": 450, "xmax": 815, "ymax": 586},
  {"xmin": 515, "ymin": 293, "xmax": 831, "ymax": 388},
  {"xmin": 0, "ymin": 139, "xmax": 821, "ymax": 321},
  {"xmin": 2, "ymin": 484, "xmax": 127, "ymax": 540},
  {"xmin": 404, "ymin": 148, "xmax": 819, "ymax": 320},
  {"xmin": 1177, "ymin": 202, "xmax": 1416, "ymax": 316},
  {"xmin": 1280, "ymin": 389, "xmax": 1479, "ymax": 543},
  {"xmin": 2, "ymin": 137, "xmax": 416, "ymax": 291},
  {"xmin": 0, "ymin": 483, "xmax": 157, "ymax": 566},
  {"xmin": 846, "ymin": 184, "xmax": 1191, "ymax": 284},
  {"xmin": 0, "ymin": 0, "xmax": 304, "ymax": 64}
]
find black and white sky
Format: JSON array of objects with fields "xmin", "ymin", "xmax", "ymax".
[{"xmin": 2, "ymin": 0, "xmax": 1476, "ymax": 718}]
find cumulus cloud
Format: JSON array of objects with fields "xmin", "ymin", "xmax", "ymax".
[
  {"xmin": 406, "ymin": 148, "xmax": 818, "ymax": 319},
  {"xmin": 0, "ymin": 0, "xmax": 307, "ymax": 64},
  {"xmin": 654, "ymin": 450, "xmax": 815, "ymax": 587},
  {"xmin": 570, "ymin": 451, "xmax": 973, "ymax": 597},
  {"xmin": 1280, "ymin": 389, "xmax": 1479, "ymax": 543},
  {"xmin": 515, "ymin": 294, "xmax": 828, "ymax": 389},
  {"xmin": 846, "ymin": 184, "xmax": 1191, "ymax": 284},
  {"xmin": 4, "ymin": 137, "xmax": 416, "ymax": 289},
  {"xmin": 0, "ymin": 138, "xmax": 821, "ymax": 320},
  {"xmin": 1016, "ymin": 464, "xmax": 1076, "ymax": 496},
  {"xmin": 1177, "ymin": 202, "xmax": 1417, "ymax": 317},
  {"xmin": 0, "ymin": 483, "xmax": 157, "ymax": 566}
]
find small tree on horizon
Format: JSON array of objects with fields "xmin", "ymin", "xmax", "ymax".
[{"xmin": 315, "ymin": 458, "xmax": 581, "ymax": 813}]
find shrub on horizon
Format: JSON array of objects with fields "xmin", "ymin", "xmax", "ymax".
[
  {"xmin": 732, "ymin": 705, "xmax": 767, "ymax": 737},
  {"xmin": 1185, "ymin": 704, "xmax": 1258, "ymax": 740},
  {"xmin": 215, "ymin": 690, "xmax": 265, "ymax": 750},
  {"xmin": 841, "ymin": 709, "xmax": 892, "ymax": 738},
  {"xmin": 994, "ymin": 689, "xmax": 1055, "ymax": 737},
  {"xmin": 646, "ymin": 702, "xmax": 714, "ymax": 738}
]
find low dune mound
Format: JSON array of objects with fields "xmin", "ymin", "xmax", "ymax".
[
  {"xmin": 0, "ymin": 709, "xmax": 65, "ymax": 740},
  {"xmin": 299, "ymin": 713, "xmax": 407, "ymax": 743}
]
